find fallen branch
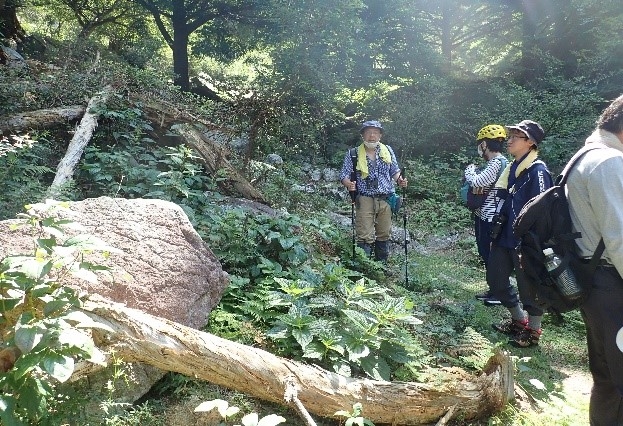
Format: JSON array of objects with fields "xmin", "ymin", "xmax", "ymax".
[
  {"xmin": 173, "ymin": 123, "xmax": 267, "ymax": 203},
  {"xmin": 435, "ymin": 404, "xmax": 458, "ymax": 426},
  {"xmin": 47, "ymin": 86, "xmax": 112, "ymax": 198},
  {"xmin": 0, "ymin": 106, "xmax": 86, "ymax": 133},
  {"xmin": 76, "ymin": 296, "xmax": 513, "ymax": 425}
]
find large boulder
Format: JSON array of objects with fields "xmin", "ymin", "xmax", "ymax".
[{"xmin": 0, "ymin": 197, "xmax": 229, "ymax": 330}]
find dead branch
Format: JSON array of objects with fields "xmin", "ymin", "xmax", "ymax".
[
  {"xmin": 75, "ymin": 296, "xmax": 513, "ymax": 426},
  {"xmin": 47, "ymin": 86, "xmax": 112, "ymax": 198},
  {"xmin": 0, "ymin": 106, "xmax": 86, "ymax": 133}
]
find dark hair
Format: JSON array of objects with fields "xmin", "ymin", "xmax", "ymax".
[
  {"xmin": 482, "ymin": 138, "xmax": 504, "ymax": 153},
  {"xmin": 597, "ymin": 94, "xmax": 623, "ymax": 134}
]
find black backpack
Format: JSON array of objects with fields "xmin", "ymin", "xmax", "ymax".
[{"xmin": 513, "ymin": 145, "xmax": 605, "ymax": 313}]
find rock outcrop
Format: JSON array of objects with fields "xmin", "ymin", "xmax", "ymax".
[{"xmin": 0, "ymin": 197, "xmax": 229, "ymax": 330}]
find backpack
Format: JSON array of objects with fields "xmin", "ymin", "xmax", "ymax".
[
  {"xmin": 460, "ymin": 156, "xmax": 508, "ymax": 210},
  {"xmin": 513, "ymin": 145, "xmax": 605, "ymax": 313}
]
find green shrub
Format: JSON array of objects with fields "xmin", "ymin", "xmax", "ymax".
[{"xmin": 0, "ymin": 201, "xmax": 121, "ymax": 424}]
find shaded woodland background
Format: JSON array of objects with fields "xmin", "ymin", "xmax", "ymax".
[{"xmin": 2, "ymin": 0, "xmax": 623, "ymax": 172}]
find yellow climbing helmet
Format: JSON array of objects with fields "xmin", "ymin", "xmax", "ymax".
[{"xmin": 476, "ymin": 124, "xmax": 506, "ymax": 141}]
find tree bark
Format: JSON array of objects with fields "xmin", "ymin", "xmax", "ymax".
[
  {"xmin": 0, "ymin": 106, "xmax": 86, "ymax": 133},
  {"xmin": 0, "ymin": 0, "xmax": 25, "ymax": 44},
  {"xmin": 173, "ymin": 123, "xmax": 268, "ymax": 204},
  {"xmin": 47, "ymin": 87, "xmax": 112, "ymax": 198},
  {"xmin": 77, "ymin": 296, "xmax": 513, "ymax": 426}
]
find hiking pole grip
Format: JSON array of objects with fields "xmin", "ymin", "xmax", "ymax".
[{"xmin": 349, "ymin": 171, "xmax": 357, "ymax": 202}]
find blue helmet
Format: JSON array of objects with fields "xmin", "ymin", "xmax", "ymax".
[{"xmin": 360, "ymin": 120, "xmax": 383, "ymax": 134}]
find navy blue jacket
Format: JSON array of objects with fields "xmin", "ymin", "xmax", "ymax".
[{"xmin": 498, "ymin": 159, "xmax": 553, "ymax": 249}]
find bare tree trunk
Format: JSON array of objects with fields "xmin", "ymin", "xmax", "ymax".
[
  {"xmin": 77, "ymin": 297, "xmax": 513, "ymax": 426},
  {"xmin": 173, "ymin": 123, "xmax": 268, "ymax": 204},
  {"xmin": 0, "ymin": 106, "xmax": 86, "ymax": 133},
  {"xmin": 47, "ymin": 87, "xmax": 111, "ymax": 199}
]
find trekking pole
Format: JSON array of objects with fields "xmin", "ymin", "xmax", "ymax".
[
  {"xmin": 401, "ymin": 167, "xmax": 408, "ymax": 287},
  {"xmin": 349, "ymin": 171, "xmax": 357, "ymax": 260}
]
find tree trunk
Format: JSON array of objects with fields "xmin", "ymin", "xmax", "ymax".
[
  {"xmin": 77, "ymin": 296, "xmax": 514, "ymax": 426},
  {"xmin": 171, "ymin": 3, "xmax": 190, "ymax": 91},
  {"xmin": 0, "ymin": 1, "xmax": 25, "ymax": 44},
  {"xmin": 0, "ymin": 106, "xmax": 86, "ymax": 133},
  {"xmin": 47, "ymin": 87, "xmax": 111, "ymax": 198},
  {"xmin": 173, "ymin": 123, "xmax": 268, "ymax": 204}
]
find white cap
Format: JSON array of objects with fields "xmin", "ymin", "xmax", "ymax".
[{"xmin": 543, "ymin": 248, "xmax": 554, "ymax": 256}]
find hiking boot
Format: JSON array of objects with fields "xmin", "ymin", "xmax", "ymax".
[
  {"xmin": 374, "ymin": 240, "xmax": 389, "ymax": 263},
  {"xmin": 483, "ymin": 297, "xmax": 502, "ymax": 306},
  {"xmin": 492, "ymin": 318, "xmax": 528, "ymax": 336},
  {"xmin": 475, "ymin": 291, "xmax": 493, "ymax": 301},
  {"xmin": 511, "ymin": 327, "xmax": 541, "ymax": 348}
]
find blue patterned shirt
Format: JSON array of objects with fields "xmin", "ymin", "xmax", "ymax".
[{"xmin": 339, "ymin": 144, "xmax": 400, "ymax": 195}]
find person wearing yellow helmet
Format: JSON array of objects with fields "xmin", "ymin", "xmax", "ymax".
[{"xmin": 464, "ymin": 124, "xmax": 508, "ymax": 305}]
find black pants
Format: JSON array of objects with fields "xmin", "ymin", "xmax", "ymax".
[
  {"xmin": 487, "ymin": 243, "xmax": 544, "ymax": 316},
  {"xmin": 474, "ymin": 216, "xmax": 493, "ymax": 266},
  {"xmin": 581, "ymin": 266, "xmax": 623, "ymax": 426}
]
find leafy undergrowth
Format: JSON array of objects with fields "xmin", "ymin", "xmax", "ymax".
[
  {"xmin": 110, "ymin": 226, "xmax": 591, "ymax": 426},
  {"xmin": 391, "ymin": 233, "xmax": 591, "ymax": 426}
]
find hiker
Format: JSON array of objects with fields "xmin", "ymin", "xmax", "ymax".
[
  {"xmin": 488, "ymin": 120, "xmax": 553, "ymax": 347},
  {"xmin": 566, "ymin": 94, "xmax": 623, "ymax": 425},
  {"xmin": 463, "ymin": 124, "xmax": 508, "ymax": 305},
  {"xmin": 339, "ymin": 120, "xmax": 407, "ymax": 263}
]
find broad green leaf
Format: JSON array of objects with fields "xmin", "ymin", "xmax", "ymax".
[
  {"xmin": 78, "ymin": 262, "xmax": 110, "ymax": 272},
  {"xmin": 31, "ymin": 283, "xmax": 53, "ymax": 297},
  {"xmin": 225, "ymin": 406, "xmax": 240, "ymax": 417},
  {"xmin": 15, "ymin": 325, "xmax": 44, "ymax": 353},
  {"xmin": 86, "ymin": 346, "xmax": 107, "ymax": 365},
  {"xmin": 346, "ymin": 343, "xmax": 369, "ymax": 362},
  {"xmin": 342, "ymin": 309, "xmax": 375, "ymax": 332},
  {"xmin": 346, "ymin": 418, "xmax": 364, "ymax": 426},
  {"xmin": 63, "ymin": 234, "xmax": 122, "ymax": 253},
  {"xmin": 0, "ymin": 297, "xmax": 22, "ymax": 312},
  {"xmin": 291, "ymin": 327, "xmax": 313, "ymax": 349},
  {"xmin": 257, "ymin": 414, "xmax": 286, "ymax": 426},
  {"xmin": 35, "ymin": 237, "xmax": 57, "ymax": 254},
  {"xmin": 352, "ymin": 403, "xmax": 363, "ymax": 415},
  {"xmin": 0, "ymin": 394, "xmax": 24, "ymax": 426},
  {"xmin": 379, "ymin": 341, "xmax": 411, "ymax": 364},
  {"xmin": 58, "ymin": 327, "xmax": 94, "ymax": 354},
  {"xmin": 9, "ymin": 258, "xmax": 52, "ymax": 280},
  {"xmin": 194, "ymin": 399, "xmax": 238, "ymax": 418},
  {"xmin": 19, "ymin": 377, "xmax": 49, "ymax": 416},
  {"xmin": 42, "ymin": 353, "xmax": 74, "ymax": 382},
  {"xmin": 43, "ymin": 299, "xmax": 71, "ymax": 316},
  {"xmin": 266, "ymin": 324, "xmax": 289, "ymax": 339},
  {"xmin": 359, "ymin": 355, "xmax": 391, "ymax": 381},
  {"xmin": 333, "ymin": 362, "xmax": 351, "ymax": 377},
  {"xmin": 302, "ymin": 341, "xmax": 324, "ymax": 359},
  {"xmin": 278, "ymin": 237, "xmax": 297, "ymax": 249},
  {"xmin": 70, "ymin": 268, "xmax": 99, "ymax": 284},
  {"xmin": 241, "ymin": 412, "xmax": 259, "ymax": 425}
]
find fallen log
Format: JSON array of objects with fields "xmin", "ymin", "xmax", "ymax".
[
  {"xmin": 77, "ymin": 296, "xmax": 513, "ymax": 425},
  {"xmin": 0, "ymin": 105, "xmax": 86, "ymax": 133},
  {"xmin": 47, "ymin": 87, "xmax": 111, "ymax": 198},
  {"xmin": 173, "ymin": 123, "xmax": 267, "ymax": 203}
]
